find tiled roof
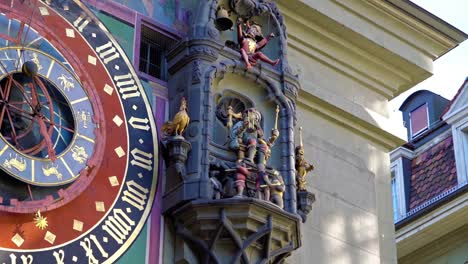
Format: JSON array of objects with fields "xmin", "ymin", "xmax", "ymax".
[{"xmin": 409, "ymin": 136, "xmax": 457, "ymax": 210}]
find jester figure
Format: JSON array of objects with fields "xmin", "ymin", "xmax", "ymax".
[{"xmin": 237, "ymin": 18, "xmax": 280, "ymax": 70}]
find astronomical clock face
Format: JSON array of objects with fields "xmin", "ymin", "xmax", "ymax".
[{"xmin": 0, "ymin": 0, "xmax": 158, "ymax": 263}]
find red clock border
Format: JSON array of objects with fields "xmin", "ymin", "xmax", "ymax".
[{"xmin": 0, "ymin": 1, "xmax": 129, "ymax": 249}]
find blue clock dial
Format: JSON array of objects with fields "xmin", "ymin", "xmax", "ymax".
[{"xmin": 0, "ymin": 47, "xmax": 97, "ymax": 186}]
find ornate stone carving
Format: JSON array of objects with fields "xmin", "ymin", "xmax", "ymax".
[
  {"xmin": 171, "ymin": 199, "xmax": 301, "ymax": 264},
  {"xmin": 162, "ymin": 136, "xmax": 192, "ymax": 191},
  {"xmin": 297, "ymin": 190, "xmax": 315, "ymax": 223},
  {"xmin": 189, "ymin": 46, "xmax": 218, "ymax": 59},
  {"xmin": 192, "ymin": 60, "xmax": 202, "ymax": 84},
  {"xmin": 285, "ymin": 83, "xmax": 299, "ymax": 99},
  {"xmin": 215, "ymin": 94, "xmax": 253, "ymax": 125}
]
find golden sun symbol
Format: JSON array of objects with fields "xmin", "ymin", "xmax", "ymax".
[{"xmin": 34, "ymin": 210, "xmax": 48, "ymax": 230}]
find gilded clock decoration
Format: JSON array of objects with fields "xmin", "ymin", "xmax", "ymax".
[
  {"xmin": 34, "ymin": 210, "xmax": 48, "ymax": 230},
  {"xmin": 3, "ymin": 154, "xmax": 27, "ymax": 172},
  {"xmin": 71, "ymin": 145, "xmax": 88, "ymax": 164},
  {"xmin": 42, "ymin": 164, "xmax": 63, "ymax": 180},
  {"xmin": 57, "ymin": 73, "xmax": 75, "ymax": 91}
]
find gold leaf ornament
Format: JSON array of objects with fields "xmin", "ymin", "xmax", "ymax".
[{"xmin": 34, "ymin": 210, "xmax": 48, "ymax": 230}]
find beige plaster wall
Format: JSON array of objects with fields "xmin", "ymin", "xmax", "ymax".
[
  {"xmin": 427, "ymin": 243, "xmax": 468, "ymax": 264},
  {"xmin": 278, "ymin": 1, "xmax": 466, "ymax": 263},
  {"xmin": 288, "ymin": 105, "xmax": 396, "ymax": 264}
]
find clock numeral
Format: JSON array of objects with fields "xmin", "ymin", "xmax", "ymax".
[
  {"xmin": 73, "ymin": 14, "xmax": 91, "ymax": 32},
  {"xmin": 122, "ymin": 180, "xmax": 149, "ymax": 211},
  {"xmin": 130, "ymin": 148, "xmax": 153, "ymax": 171},
  {"xmin": 102, "ymin": 209, "xmax": 135, "ymax": 244},
  {"xmin": 80, "ymin": 235, "xmax": 109, "ymax": 264},
  {"xmin": 53, "ymin": 250, "xmax": 65, "ymax": 264},
  {"xmin": 113, "ymin": 73, "xmax": 141, "ymax": 100},
  {"xmin": 9, "ymin": 253, "xmax": 33, "ymax": 264},
  {"xmin": 95, "ymin": 41, "xmax": 120, "ymax": 64},
  {"xmin": 128, "ymin": 116, "xmax": 150, "ymax": 131}
]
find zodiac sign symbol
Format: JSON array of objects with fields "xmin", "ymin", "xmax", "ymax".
[
  {"xmin": 77, "ymin": 110, "xmax": 91, "ymax": 128},
  {"xmin": 3, "ymin": 154, "xmax": 27, "ymax": 172},
  {"xmin": 57, "ymin": 74, "xmax": 75, "ymax": 91},
  {"xmin": 71, "ymin": 145, "xmax": 88, "ymax": 164},
  {"xmin": 31, "ymin": 53, "xmax": 43, "ymax": 71},
  {"xmin": 0, "ymin": 51, "xmax": 18, "ymax": 68},
  {"xmin": 42, "ymin": 164, "xmax": 62, "ymax": 180}
]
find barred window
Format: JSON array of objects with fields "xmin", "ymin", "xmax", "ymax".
[{"xmin": 138, "ymin": 24, "xmax": 176, "ymax": 81}]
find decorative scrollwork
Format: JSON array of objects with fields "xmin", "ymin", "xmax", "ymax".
[
  {"xmin": 189, "ymin": 46, "xmax": 218, "ymax": 59},
  {"xmin": 192, "ymin": 60, "xmax": 202, "ymax": 84},
  {"xmin": 215, "ymin": 94, "xmax": 253, "ymax": 126}
]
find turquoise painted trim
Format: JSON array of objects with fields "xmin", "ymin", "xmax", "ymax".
[
  {"xmin": 96, "ymin": 12, "xmax": 135, "ymax": 60},
  {"xmin": 117, "ymin": 223, "xmax": 149, "ymax": 264}
]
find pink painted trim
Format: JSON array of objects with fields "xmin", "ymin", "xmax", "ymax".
[
  {"xmin": 139, "ymin": 71, "xmax": 169, "ymax": 87},
  {"xmin": 133, "ymin": 13, "xmax": 181, "ymax": 84},
  {"xmin": 81, "ymin": 0, "xmax": 136, "ymax": 25}
]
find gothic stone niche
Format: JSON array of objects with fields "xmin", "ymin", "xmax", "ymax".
[{"xmin": 209, "ymin": 75, "xmax": 286, "ymax": 209}]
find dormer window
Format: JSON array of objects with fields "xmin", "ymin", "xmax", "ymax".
[{"xmin": 410, "ymin": 103, "xmax": 428, "ymax": 138}]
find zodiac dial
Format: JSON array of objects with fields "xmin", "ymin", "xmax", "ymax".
[{"xmin": 0, "ymin": 47, "xmax": 96, "ymax": 186}]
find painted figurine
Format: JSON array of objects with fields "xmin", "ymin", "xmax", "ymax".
[
  {"xmin": 269, "ymin": 171, "xmax": 285, "ymax": 208},
  {"xmin": 228, "ymin": 106, "xmax": 279, "ymax": 165},
  {"xmin": 295, "ymin": 127, "xmax": 314, "ymax": 191},
  {"xmin": 162, "ymin": 97, "xmax": 190, "ymax": 137},
  {"xmin": 237, "ymin": 18, "xmax": 280, "ymax": 70},
  {"xmin": 228, "ymin": 105, "xmax": 280, "ymax": 201},
  {"xmin": 235, "ymin": 163, "xmax": 250, "ymax": 197}
]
